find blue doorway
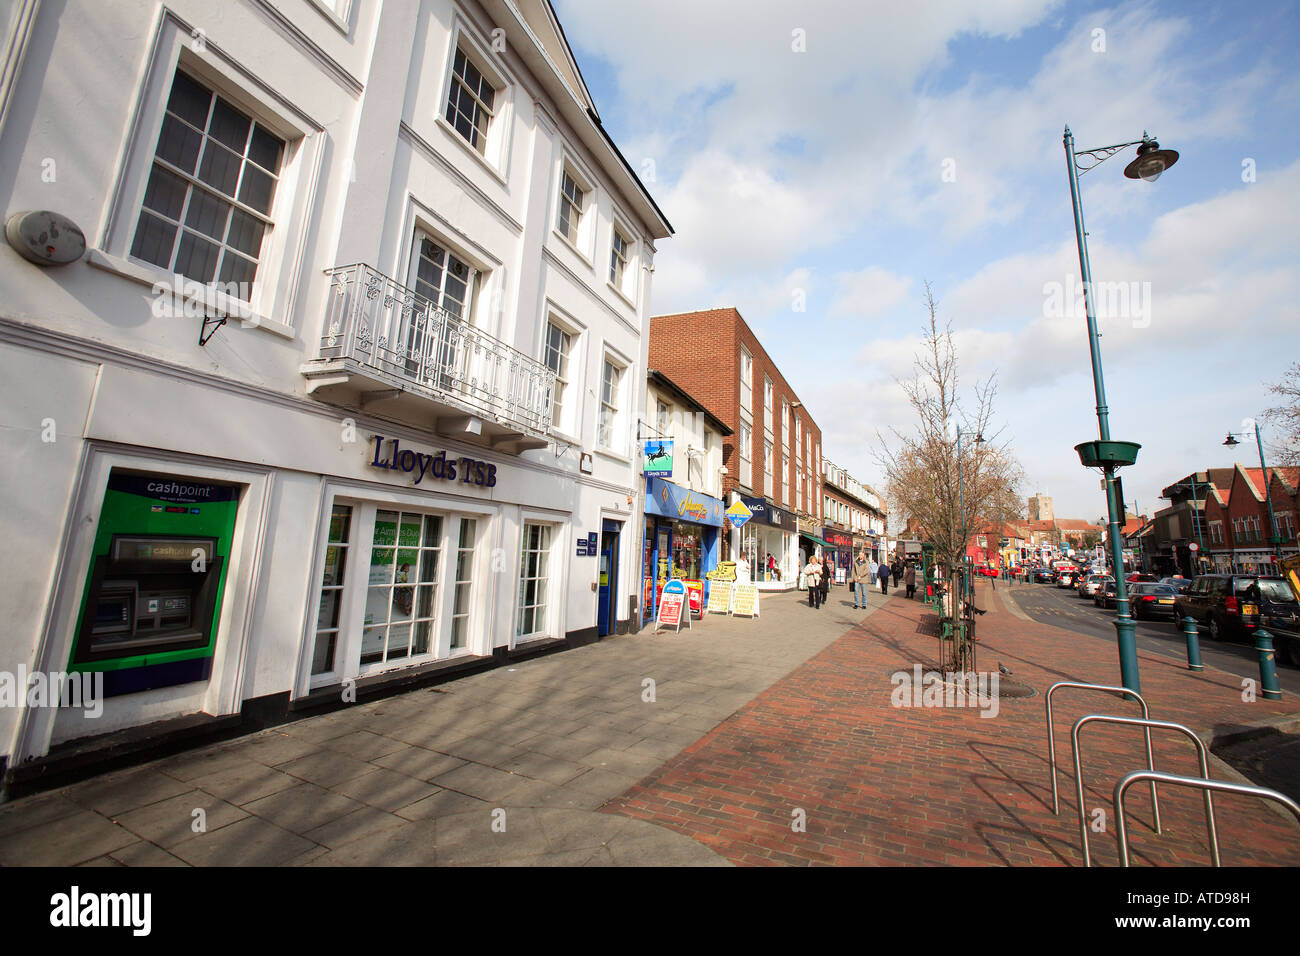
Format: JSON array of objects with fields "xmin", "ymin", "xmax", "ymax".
[{"xmin": 597, "ymin": 519, "xmax": 621, "ymax": 636}]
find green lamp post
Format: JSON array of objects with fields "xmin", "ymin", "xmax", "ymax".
[{"xmin": 1064, "ymin": 127, "xmax": 1180, "ymax": 694}]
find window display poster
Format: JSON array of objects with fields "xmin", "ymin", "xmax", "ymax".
[
  {"xmin": 655, "ymin": 579, "xmax": 688, "ymax": 631},
  {"xmin": 707, "ymin": 580, "xmax": 732, "ymax": 614},
  {"xmin": 731, "ymin": 583, "xmax": 759, "ymax": 618}
]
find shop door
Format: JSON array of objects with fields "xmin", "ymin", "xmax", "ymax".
[{"xmin": 598, "ymin": 520, "xmax": 621, "ymax": 636}]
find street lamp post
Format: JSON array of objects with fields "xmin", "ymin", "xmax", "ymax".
[
  {"xmin": 1064, "ymin": 126, "xmax": 1179, "ymax": 694},
  {"xmin": 1224, "ymin": 423, "xmax": 1283, "ymax": 568}
]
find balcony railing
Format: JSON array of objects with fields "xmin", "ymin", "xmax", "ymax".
[{"xmin": 318, "ymin": 263, "xmax": 554, "ymax": 436}]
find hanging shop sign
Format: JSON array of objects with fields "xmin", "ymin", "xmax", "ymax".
[
  {"xmin": 740, "ymin": 497, "xmax": 792, "ymax": 530},
  {"xmin": 645, "ymin": 477, "xmax": 724, "ymax": 526},
  {"xmin": 724, "ymin": 500, "xmax": 753, "ymax": 529},
  {"xmin": 643, "ymin": 440, "xmax": 674, "ymax": 475},
  {"xmin": 368, "ymin": 434, "xmax": 497, "ymax": 488},
  {"xmin": 655, "ymin": 579, "xmax": 689, "ymax": 632}
]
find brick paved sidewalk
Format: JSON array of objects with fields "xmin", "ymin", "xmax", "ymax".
[
  {"xmin": 0, "ymin": 582, "xmax": 872, "ymax": 866},
  {"xmin": 604, "ymin": 581, "xmax": 1300, "ymax": 866}
]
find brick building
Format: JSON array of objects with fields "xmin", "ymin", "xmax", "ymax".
[
  {"xmin": 1202, "ymin": 464, "xmax": 1300, "ymax": 574},
  {"xmin": 648, "ymin": 307, "xmax": 822, "ymax": 588}
]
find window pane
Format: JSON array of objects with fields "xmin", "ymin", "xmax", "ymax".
[
  {"xmin": 322, "ymin": 545, "xmax": 346, "ymax": 587},
  {"xmin": 218, "ymin": 251, "xmax": 257, "ymax": 287},
  {"xmin": 167, "ymin": 72, "xmax": 212, "ymax": 128},
  {"xmin": 198, "ymin": 140, "xmax": 242, "ymax": 196},
  {"xmin": 129, "ymin": 212, "xmax": 177, "ymax": 268},
  {"xmin": 208, "ymin": 97, "xmax": 252, "ymax": 152},
  {"xmin": 157, "ymin": 114, "xmax": 204, "ymax": 176},
  {"xmin": 238, "ymin": 165, "xmax": 276, "ymax": 216},
  {"xmin": 174, "ymin": 231, "xmax": 220, "ymax": 282},
  {"xmin": 226, "ymin": 208, "xmax": 266, "ymax": 257},
  {"xmin": 317, "ymin": 590, "xmax": 342, "ymax": 630},
  {"xmin": 142, "ymin": 165, "xmax": 188, "ymax": 220},
  {"xmin": 248, "ymin": 125, "xmax": 284, "ymax": 173},
  {"xmin": 184, "ymin": 188, "xmax": 230, "ymax": 241}
]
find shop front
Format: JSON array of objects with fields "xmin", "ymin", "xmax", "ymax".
[
  {"xmin": 641, "ymin": 477, "xmax": 724, "ymax": 624},
  {"xmin": 822, "ymin": 528, "xmax": 856, "ymax": 584},
  {"xmin": 738, "ymin": 496, "xmax": 796, "ymax": 590}
]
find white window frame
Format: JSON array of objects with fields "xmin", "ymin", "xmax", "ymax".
[
  {"xmin": 740, "ymin": 348, "xmax": 753, "ymax": 412},
  {"xmin": 739, "ymin": 418, "xmax": 752, "ymax": 489},
  {"xmin": 608, "ymin": 214, "xmax": 637, "ymax": 304},
  {"xmin": 436, "ymin": 23, "xmax": 514, "ymax": 178},
  {"xmin": 516, "ymin": 518, "xmax": 563, "ymax": 643},
  {"xmin": 555, "ymin": 153, "xmax": 596, "ymax": 263},
  {"xmin": 655, "ymin": 399, "xmax": 672, "ymax": 438},
  {"xmin": 543, "ymin": 315, "xmax": 577, "ymax": 437},
  {"xmin": 97, "ymin": 21, "xmax": 323, "ymax": 337},
  {"xmin": 597, "ymin": 352, "xmax": 629, "ymax": 455}
]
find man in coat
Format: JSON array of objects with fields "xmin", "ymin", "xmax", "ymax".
[
  {"xmin": 877, "ymin": 559, "xmax": 891, "ymax": 595},
  {"xmin": 851, "ymin": 548, "xmax": 872, "ymax": 609},
  {"xmin": 904, "ymin": 562, "xmax": 917, "ymax": 599}
]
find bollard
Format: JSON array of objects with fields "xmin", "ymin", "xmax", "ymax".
[
  {"xmin": 1255, "ymin": 628, "xmax": 1282, "ymax": 701},
  {"xmin": 1182, "ymin": 615, "xmax": 1204, "ymax": 671}
]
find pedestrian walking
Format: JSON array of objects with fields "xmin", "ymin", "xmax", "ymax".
[
  {"xmin": 851, "ymin": 547, "xmax": 872, "ymax": 609},
  {"xmin": 904, "ymin": 562, "xmax": 917, "ymax": 599},
  {"xmin": 891, "ymin": 558, "xmax": 902, "ymax": 588},
  {"xmin": 877, "ymin": 559, "xmax": 890, "ymax": 595},
  {"xmin": 803, "ymin": 554, "xmax": 823, "ymax": 608},
  {"xmin": 820, "ymin": 553, "xmax": 832, "ymax": 606}
]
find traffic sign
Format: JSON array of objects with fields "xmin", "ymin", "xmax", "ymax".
[{"xmin": 1189, "ymin": 542, "xmax": 1199, "ymax": 551}]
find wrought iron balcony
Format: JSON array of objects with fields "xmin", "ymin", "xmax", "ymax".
[{"xmin": 303, "ymin": 264, "xmax": 554, "ymax": 448}]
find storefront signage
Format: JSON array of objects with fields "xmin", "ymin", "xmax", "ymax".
[
  {"xmin": 643, "ymin": 440, "xmax": 674, "ymax": 475},
  {"xmin": 724, "ymin": 500, "xmax": 753, "ymax": 529},
  {"xmin": 707, "ymin": 580, "xmax": 732, "ymax": 614},
  {"xmin": 576, "ymin": 537, "xmax": 588, "ymax": 556},
  {"xmin": 822, "ymin": 529, "xmax": 853, "ymax": 549},
  {"xmin": 588, "ymin": 532, "xmax": 598, "ymax": 552},
  {"xmin": 369, "ymin": 435, "xmax": 498, "ymax": 488},
  {"xmin": 655, "ymin": 579, "xmax": 689, "ymax": 632},
  {"xmin": 731, "ymin": 583, "xmax": 760, "ymax": 617},
  {"xmin": 740, "ymin": 496, "xmax": 792, "ymax": 530},
  {"xmin": 646, "ymin": 477, "xmax": 724, "ymax": 526}
]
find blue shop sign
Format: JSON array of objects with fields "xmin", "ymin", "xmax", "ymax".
[
  {"xmin": 740, "ymin": 496, "xmax": 792, "ymax": 530},
  {"xmin": 645, "ymin": 477, "xmax": 723, "ymax": 527}
]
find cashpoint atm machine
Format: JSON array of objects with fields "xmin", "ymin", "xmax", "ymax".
[{"xmin": 69, "ymin": 471, "xmax": 240, "ymax": 697}]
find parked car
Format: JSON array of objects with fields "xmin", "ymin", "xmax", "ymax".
[
  {"xmin": 1079, "ymin": 573, "xmax": 1107, "ymax": 599},
  {"xmin": 1172, "ymin": 574, "xmax": 1286, "ymax": 643},
  {"xmin": 1094, "ymin": 578, "xmax": 1117, "ymax": 609},
  {"xmin": 1158, "ymin": 576, "xmax": 1192, "ymax": 595},
  {"xmin": 1254, "ymin": 577, "xmax": 1300, "ymax": 666},
  {"xmin": 1130, "ymin": 583, "xmax": 1178, "ymax": 621},
  {"xmin": 1056, "ymin": 570, "xmax": 1075, "ymax": 588}
]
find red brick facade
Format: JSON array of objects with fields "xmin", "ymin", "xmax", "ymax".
[
  {"xmin": 648, "ymin": 308, "xmax": 823, "ymax": 518},
  {"xmin": 1203, "ymin": 464, "xmax": 1300, "ymax": 571}
]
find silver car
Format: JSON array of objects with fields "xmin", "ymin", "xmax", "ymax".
[{"xmin": 1079, "ymin": 573, "xmax": 1107, "ymax": 598}]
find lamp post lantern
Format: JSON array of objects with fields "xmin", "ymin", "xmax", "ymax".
[{"xmin": 1064, "ymin": 126, "xmax": 1179, "ymax": 694}]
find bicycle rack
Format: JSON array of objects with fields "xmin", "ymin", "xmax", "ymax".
[
  {"xmin": 1045, "ymin": 682, "xmax": 1157, "ymax": 822},
  {"xmin": 1072, "ymin": 714, "xmax": 1217, "ymax": 867},
  {"xmin": 1114, "ymin": 770, "xmax": 1300, "ymax": 867}
]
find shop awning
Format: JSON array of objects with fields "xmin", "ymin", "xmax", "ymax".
[{"xmin": 800, "ymin": 532, "xmax": 837, "ymax": 550}]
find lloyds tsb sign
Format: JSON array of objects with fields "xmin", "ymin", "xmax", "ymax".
[{"xmin": 368, "ymin": 434, "xmax": 498, "ymax": 488}]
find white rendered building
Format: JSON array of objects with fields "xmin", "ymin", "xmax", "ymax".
[{"xmin": 0, "ymin": 0, "xmax": 670, "ymax": 786}]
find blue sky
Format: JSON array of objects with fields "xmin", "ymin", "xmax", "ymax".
[{"xmin": 554, "ymin": 0, "xmax": 1300, "ymax": 527}]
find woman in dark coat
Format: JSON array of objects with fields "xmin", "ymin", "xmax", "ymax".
[
  {"xmin": 877, "ymin": 560, "xmax": 890, "ymax": 595},
  {"xmin": 891, "ymin": 559, "xmax": 902, "ymax": 588}
]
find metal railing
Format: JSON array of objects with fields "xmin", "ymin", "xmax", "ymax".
[
  {"xmin": 1114, "ymin": 770, "xmax": 1300, "ymax": 867},
  {"xmin": 318, "ymin": 263, "xmax": 554, "ymax": 436},
  {"xmin": 1045, "ymin": 681, "xmax": 1157, "ymax": 823},
  {"xmin": 1071, "ymin": 714, "xmax": 1216, "ymax": 867}
]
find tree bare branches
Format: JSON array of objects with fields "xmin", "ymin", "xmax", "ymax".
[
  {"xmin": 877, "ymin": 283, "xmax": 1025, "ymax": 565},
  {"xmin": 1261, "ymin": 362, "xmax": 1300, "ymax": 467}
]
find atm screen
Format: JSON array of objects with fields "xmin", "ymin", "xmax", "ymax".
[{"xmin": 113, "ymin": 536, "xmax": 215, "ymax": 565}]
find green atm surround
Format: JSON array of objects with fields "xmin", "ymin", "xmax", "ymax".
[{"xmin": 68, "ymin": 471, "xmax": 240, "ymax": 698}]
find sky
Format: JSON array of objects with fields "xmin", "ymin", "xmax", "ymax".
[{"xmin": 552, "ymin": 0, "xmax": 1300, "ymax": 530}]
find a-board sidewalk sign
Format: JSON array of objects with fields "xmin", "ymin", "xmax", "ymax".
[
  {"xmin": 655, "ymin": 579, "xmax": 690, "ymax": 632},
  {"xmin": 706, "ymin": 579, "xmax": 732, "ymax": 614},
  {"xmin": 731, "ymin": 582, "xmax": 759, "ymax": 618}
]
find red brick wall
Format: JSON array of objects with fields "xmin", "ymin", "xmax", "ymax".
[{"xmin": 649, "ymin": 307, "xmax": 822, "ymax": 511}]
